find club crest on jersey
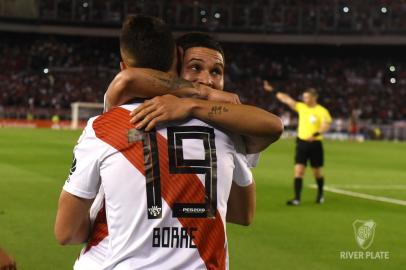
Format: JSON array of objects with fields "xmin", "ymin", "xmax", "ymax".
[
  {"xmin": 128, "ymin": 128, "xmax": 144, "ymax": 143},
  {"xmin": 353, "ymin": 219, "xmax": 376, "ymax": 250},
  {"xmin": 148, "ymin": 206, "xmax": 162, "ymax": 217}
]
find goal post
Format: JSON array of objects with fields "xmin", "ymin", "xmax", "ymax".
[{"xmin": 71, "ymin": 102, "xmax": 104, "ymax": 129}]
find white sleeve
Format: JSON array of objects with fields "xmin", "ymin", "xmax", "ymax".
[
  {"xmin": 246, "ymin": 153, "xmax": 260, "ymax": 168},
  {"xmin": 232, "ymin": 152, "xmax": 254, "ymax": 187},
  {"xmin": 63, "ymin": 117, "xmax": 103, "ymax": 199},
  {"xmin": 229, "ymin": 134, "xmax": 254, "ymax": 187},
  {"xmin": 230, "ymin": 134, "xmax": 261, "ymax": 168}
]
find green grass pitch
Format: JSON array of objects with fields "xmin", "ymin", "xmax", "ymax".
[{"xmin": 0, "ymin": 128, "xmax": 405, "ymax": 269}]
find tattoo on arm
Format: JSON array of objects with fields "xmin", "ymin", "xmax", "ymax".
[
  {"xmin": 152, "ymin": 75, "xmax": 193, "ymax": 90},
  {"xmin": 170, "ymin": 77, "xmax": 194, "ymax": 89},
  {"xmin": 208, "ymin": 106, "xmax": 229, "ymax": 118},
  {"xmin": 148, "ymin": 75, "xmax": 171, "ymax": 89}
]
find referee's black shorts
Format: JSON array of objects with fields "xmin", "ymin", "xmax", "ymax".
[{"xmin": 295, "ymin": 137, "xmax": 324, "ymax": 167}]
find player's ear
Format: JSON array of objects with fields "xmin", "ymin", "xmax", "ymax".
[
  {"xmin": 167, "ymin": 48, "xmax": 178, "ymax": 77},
  {"xmin": 120, "ymin": 61, "xmax": 127, "ymax": 71},
  {"xmin": 176, "ymin": 46, "xmax": 184, "ymax": 74}
]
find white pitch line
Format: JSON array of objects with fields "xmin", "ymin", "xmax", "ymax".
[
  {"xmin": 328, "ymin": 184, "xmax": 406, "ymax": 190},
  {"xmin": 309, "ymin": 185, "xmax": 406, "ymax": 206}
]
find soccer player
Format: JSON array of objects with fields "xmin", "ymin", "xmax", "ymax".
[
  {"xmin": 105, "ymin": 33, "xmax": 281, "ymax": 154},
  {"xmin": 264, "ymin": 81, "xmax": 332, "ymax": 205},
  {"xmin": 55, "ymin": 16, "xmax": 282, "ymax": 269},
  {"xmin": 104, "ymin": 32, "xmax": 282, "ymax": 226},
  {"xmin": 0, "ymin": 247, "xmax": 16, "ymax": 270},
  {"xmin": 103, "ymin": 32, "xmax": 283, "ymax": 230}
]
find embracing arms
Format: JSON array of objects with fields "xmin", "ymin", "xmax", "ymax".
[
  {"xmin": 129, "ymin": 95, "xmax": 283, "ymax": 153},
  {"xmin": 106, "ymin": 70, "xmax": 283, "ymax": 153},
  {"xmin": 105, "ymin": 68, "xmax": 240, "ymax": 110}
]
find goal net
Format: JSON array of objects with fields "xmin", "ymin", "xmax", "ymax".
[{"xmin": 71, "ymin": 102, "xmax": 104, "ymax": 129}]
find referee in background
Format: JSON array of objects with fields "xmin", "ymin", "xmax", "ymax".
[{"xmin": 264, "ymin": 81, "xmax": 332, "ymax": 205}]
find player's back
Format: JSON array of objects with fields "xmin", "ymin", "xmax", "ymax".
[{"xmin": 82, "ymin": 104, "xmax": 240, "ymax": 270}]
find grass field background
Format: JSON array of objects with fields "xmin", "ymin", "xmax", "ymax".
[{"xmin": 0, "ymin": 128, "xmax": 405, "ymax": 269}]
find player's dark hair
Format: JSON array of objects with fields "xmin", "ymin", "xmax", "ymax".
[
  {"xmin": 120, "ymin": 15, "xmax": 175, "ymax": 71},
  {"xmin": 304, "ymin": 88, "xmax": 318, "ymax": 98},
  {"xmin": 176, "ymin": 33, "xmax": 225, "ymax": 61}
]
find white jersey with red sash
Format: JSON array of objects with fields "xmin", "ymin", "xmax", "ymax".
[{"xmin": 64, "ymin": 104, "xmax": 253, "ymax": 270}]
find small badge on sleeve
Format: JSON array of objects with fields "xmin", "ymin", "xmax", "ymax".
[{"xmin": 66, "ymin": 155, "xmax": 77, "ymax": 182}]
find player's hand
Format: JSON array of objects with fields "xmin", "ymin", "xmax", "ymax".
[
  {"xmin": 0, "ymin": 248, "xmax": 16, "ymax": 270},
  {"xmin": 203, "ymin": 86, "xmax": 241, "ymax": 104},
  {"xmin": 263, "ymin": 80, "xmax": 274, "ymax": 92},
  {"xmin": 129, "ymin": 95, "xmax": 192, "ymax": 131}
]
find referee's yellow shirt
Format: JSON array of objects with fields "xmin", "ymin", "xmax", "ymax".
[{"xmin": 295, "ymin": 102, "xmax": 332, "ymax": 141}]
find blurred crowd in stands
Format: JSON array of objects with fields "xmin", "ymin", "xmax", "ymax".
[
  {"xmin": 0, "ymin": 34, "xmax": 118, "ymax": 119},
  {"xmin": 32, "ymin": 0, "xmax": 406, "ymax": 34},
  {"xmin": 1, "ymin": 33, "xmax": 405, "ymax": 130},
  {"xmin": 225, "ymin": 44, "xmax": 406, "ymax": 123}
]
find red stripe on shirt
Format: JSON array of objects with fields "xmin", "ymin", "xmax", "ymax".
[
  {"xmin": 85, "ymin": 200, "xmax": 108, "ymax": 253},
  {"xmin": 92, "ymin": 107, "xmax": 226, "ymax": 270}
]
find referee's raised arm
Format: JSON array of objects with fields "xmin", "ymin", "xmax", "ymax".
[{"xmin": 263, "ymin": 80, "xmax": 297, "ymax": 110}]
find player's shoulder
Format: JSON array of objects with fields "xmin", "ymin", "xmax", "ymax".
[
  {"xmin": 74, "ymin": 116, "xmax": 112, "ymax": 155},
  {"xmin": 98, "ymin": 105, "xmax": 133, "ymax": 121},
  {"xmin": 79, "ymin": 116, "xmax": 99, "ymax": 140},
  {"xmin": 92, "ymin": 105, "xmax": 136, "ymax": 132},
  {"xmin": 119, "ymin": 103, "xmax": 139, "ymax": 112},
  {"xmin": 85, "ymin": 105, "xmax": 138, "ymax": 149},
  {"xmin": 79, "ymin": 104, "xmax": 138, "ymax": 138}
]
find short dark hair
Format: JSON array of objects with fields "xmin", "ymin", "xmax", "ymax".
[
  {"xmin": 176, "ymin": 33, "xmax": 225, "ymax": 61},
  {"xmin": 120, "ymin": 15, "xmax": 175, "ymax": 71},
  {"xmin": 304, "ymin": 88, "xmax": 318, "ymax": 98}
]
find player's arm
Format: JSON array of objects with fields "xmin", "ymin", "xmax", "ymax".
[
  {"xmin": 227, "ymin": 151, "xmax": 256, "ymax": 226},
  {"xmin": 226, "ymin": 182, "xmax": 256, "ymax": 226},
  {"xmin": 0, "ymin": 247, "xmax": 16, "ymax": 270},
  {"xmin": 54, "ymin": 191, "xmax": 93, "ymax": 245},
  {"xmin": 130, "ymin": 95, "xmax": 284, "ymax": 153},
  {"xmin": 263, "ymin": 80, "xmax": 297, "ymax": 110},
  {"xmin": 55, "ymin": 118, "xmax": 102, "ymax": 246},
  {"xmin": 105, "ymin": 68, "xmax": 197, "ymax": 110},
  {"xmin": 105, "ymin": 68, "xmax": 240, "ymax": 110}
]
